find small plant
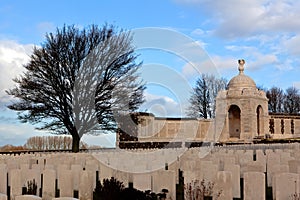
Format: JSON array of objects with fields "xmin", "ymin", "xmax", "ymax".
[
  {"xmin": 290, "ymin": 192, "xmax": 300, "ymax": 200},
  {"xmin": 23, "ymin": 179, "xmax": 37, "ymax": 195},
  {"xmin": 93, "ymin": 177, "xmax": 160, "ymax": 200},
  {"xmin": 184, "ymin": 179, "xmax": 222, "ymax": 200},
  {"xmin": 157, "ymin": 189, "xmax": 169, "ymax": 200}
]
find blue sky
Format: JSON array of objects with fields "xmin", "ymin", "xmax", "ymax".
[{"xmin": 0, "ymin": 0, "xmax": 300, "ymax": 147}]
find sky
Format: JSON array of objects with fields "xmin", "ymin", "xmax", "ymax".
[{"xmin": 0, "ymin": 0, "xmax": 300, "ymax": 147}]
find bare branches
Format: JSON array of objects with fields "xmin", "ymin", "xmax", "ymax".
[
  {"xmin": 7, "ymin": 24, "xmax": 145, "ymax": 152},
  {"xmin": 186, "ymin": 74, "xmax": 227, "ymax": 119}
]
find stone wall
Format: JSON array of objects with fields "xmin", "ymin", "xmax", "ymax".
[{"xmin": 269, "ymin": 114, "xmax": 300, "ymax": 138}]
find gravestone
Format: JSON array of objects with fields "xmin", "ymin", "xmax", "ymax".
[
  {"xmin": 0, "ymin": 164, "xmax": 7, "ymax": 194},
  {"xmin": 152, "ymin": 170, "xmax": 175, "ymax": 200},
  {"xmin": 244, "ymin": 172, "xmax": 265, "ymax": 200},
  {"xmin": 21, "ymin": 169, "xmax": 41, "ymax": 193},
  {"xmin": 215, "ymin": 171, "xmax": 232, "ymax": 200},
  {"xmin": 224, "ymin": 164, "xmax": 240, "ymax": 198},
  {"xmin": 133, "ymin": 174, "xmax": 151, "ymax": 191},
  {"xmin": 288, "ymin": 160, "xmax": 300, "ymax": 173},
  {"xmin": 79, "ymin": 171, "xmax": 93, "ymax": 200},
  {"xmin": 57, "ymin": 170, "xmax": 73, "ymax": 197},
  {"xmin": 70, "ymin": 165, "xmax": 82, "ymax": 191},
  {"xmin": 15, "ymin": 195, "xmax": 42, "ymax": 200},
  {"xmin": 273, "ymin": 173, "xmax": 299, "ymax": 200},
  {"xmin": 10, "ymin": 169, "xmax": 22, "ymax": 200},
  {"xmin": 0, "ymin": 193, "xmax": 7, "ymax": 200},
  {"xmin": 42, "ymin": 169, "xmax": 56, "ymax": 200}
]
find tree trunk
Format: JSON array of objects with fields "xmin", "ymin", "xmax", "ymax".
[{"xmin": 72, "ymin": 133, "xmax": 80, "ymax": 153}]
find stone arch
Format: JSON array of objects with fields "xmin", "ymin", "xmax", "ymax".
[
  {"xmin": 256, "ymin": 105, "xmax": 264, "ymax": 135},
  {"xmin": 228, "ymin": 105, "xmax": 241, "ymax": 138}
]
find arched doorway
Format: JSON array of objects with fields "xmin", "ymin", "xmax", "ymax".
[
  {"xmin": 257, "ymin": 105, "xmax": 264, "ymax": 135},
  {"xmin": 228, "ymin": 105, "xmax": 241, "ymax": 138}
]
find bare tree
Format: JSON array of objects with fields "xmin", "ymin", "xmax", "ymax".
[
  {"xmin": 7, "ymin": 24, "xmax": 145, "ymax": 152},
  {"xmin": 24, "ymin": 136, "xmax": 87, "ymax": 150},
  {"xmin": 186, "ymin": 74, "xmax": 227, "ymax": 119},
  {"xmin": 284, "ymin": 87, "xmax": 300, "ymax": 114},
  {"xmin": 266, "ymin": 86, "xmax": 284, "ymax": 113}
]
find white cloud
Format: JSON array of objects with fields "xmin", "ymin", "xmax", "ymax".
[
  {"xmin": 181, "ymin": 58, "xmax": 224, "ymax": 79},
  {"xmin": 140, "ymin": 92, "xmax": 187, "ymax": 117},
  {"xmin": 175, "ymin": 0, "xmax": 300, "ymax": 38},
  {"xmin": 0, "ymin": 122, "xmax": 48, "ymax": 146},
  {"xmin": 191, "ymin": 28, "xmax": 204, "ymax": 36},
  {"xmin": 283, "ymin": 35, "xmax": 300, "ymax": 56},
  {"xmin": 0, "ymin": 40, "xmax": 34, "ymax": 106}
]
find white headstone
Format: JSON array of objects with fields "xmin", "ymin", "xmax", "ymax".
[
  {"xmin": 153, "ymin": 170, "xmax": 175, "ymax": 200},
  {"xmin": 0, "ymin": 193, "xmax": 7, "ymax": 200},
  {"xmin": 42, "ymin": 169, "xmax": 56, "ymax": 200},
  {"xmin": 0, "ymin": 164, "xmax": 7, "ymax": 194},
  {"xmin": 133, "ymin": 174, "xmax": 151, "ymax": 191},
  {"xmin": 15, "ymin": 195, "xmax": 42, "ymax": 200},
  {"xmin": 79, "ymin": 171, "xmax": 93, "ymax": 200},
  {"xmin": 224, "ymin": 164, "xmax": 240, "ymax": 198},
  {"xmin": 273, "ymin": 173, "xmax": 300, "ymax": 200},
  {"xmin": 215, "ymin": 171, "xmax": 232, "ymax": 200},
  {"xmin": 10, "ymin": 169, "xmax": 22, "ymax": 200},
  {"xmin": 244, "ymin": 172, "xmax": 265, "ymax": 200},
  {"xmin": 58, "ymin": 170, "xmax": 73, "ymax": 198}
]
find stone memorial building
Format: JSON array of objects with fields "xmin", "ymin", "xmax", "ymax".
[{"xmin": 117, "ymin": 59, "xmax": 300, "ymax": 148}]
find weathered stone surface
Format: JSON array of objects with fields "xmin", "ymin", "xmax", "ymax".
[
  {"xmin": 152, "ymin": 171, "xmax": 175, "ymax": 200},
  {"xmin": 133, "ymin": 174, "xmax": 151, "ymax": 191},
  {"xmin": 0, "ymin": 193, "xmax": 7, "ymax": 200},
  {"xmin": 42, "ymin": 169, "xmax": 56, "ymax": 200},
  {"xmin": 215, "ymin": 171, "xmax": 232, "ymax": 200},
  {"xmin": 10, "ymin": 169, "xmax": 22, "ymax": 200},
  {"xmin": 244, "ymin": 172, "xmax": 265, "ymax": 200},
  {"xmin": 70, "ymin": 165, "xmax": 82, "ymax": 191},
  {"xmin": 57, "ymin": 170, "xmax": 73, "ymax": 198},
  {"xmin": 0, "ymin": 164, "xmax": 7, "ymax": 194},
  {"xmin": 224, "ymin": 164, "xmax": 240, "ymax": 198},
  {"xmin": 273, "ymin": 173, "xmax": 300, "ymax": 200},
  {"xmin": 79, "ymin": 171, "xmax": 93, "ymax": 200},
  {"xmin": 15, "ymin": 195, "xmax": 42, "ymax": 200}
]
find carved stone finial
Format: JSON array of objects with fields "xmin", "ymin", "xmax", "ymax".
[{"xmin": 238, "ymin": 59, "xmax": 245, "ymax": 74}]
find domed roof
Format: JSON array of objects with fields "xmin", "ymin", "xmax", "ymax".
[{"xmin": 227, "ymin": 59, "xmax": 256, "ymax": 90}]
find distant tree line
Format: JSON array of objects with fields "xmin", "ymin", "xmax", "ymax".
[
  {"xmin": 266, "ymin": 86, "xmax": 300, "ymax": 114},
  {"xmin": 0, "ymin": 136, "xmax": 90, "ymax": 152},
  {"xmin": 24, "ymin": 136, "xmax": 87, "ymax": 150}
]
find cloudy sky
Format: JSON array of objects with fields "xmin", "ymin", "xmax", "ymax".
[{"xmin": 0, "ymin": 0, "xmax": 300, "ymax": 147}]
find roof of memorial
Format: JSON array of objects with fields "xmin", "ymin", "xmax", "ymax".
[{"xmin": 227, "ymin": 59, "xmax": 257, "ymax": 90}]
